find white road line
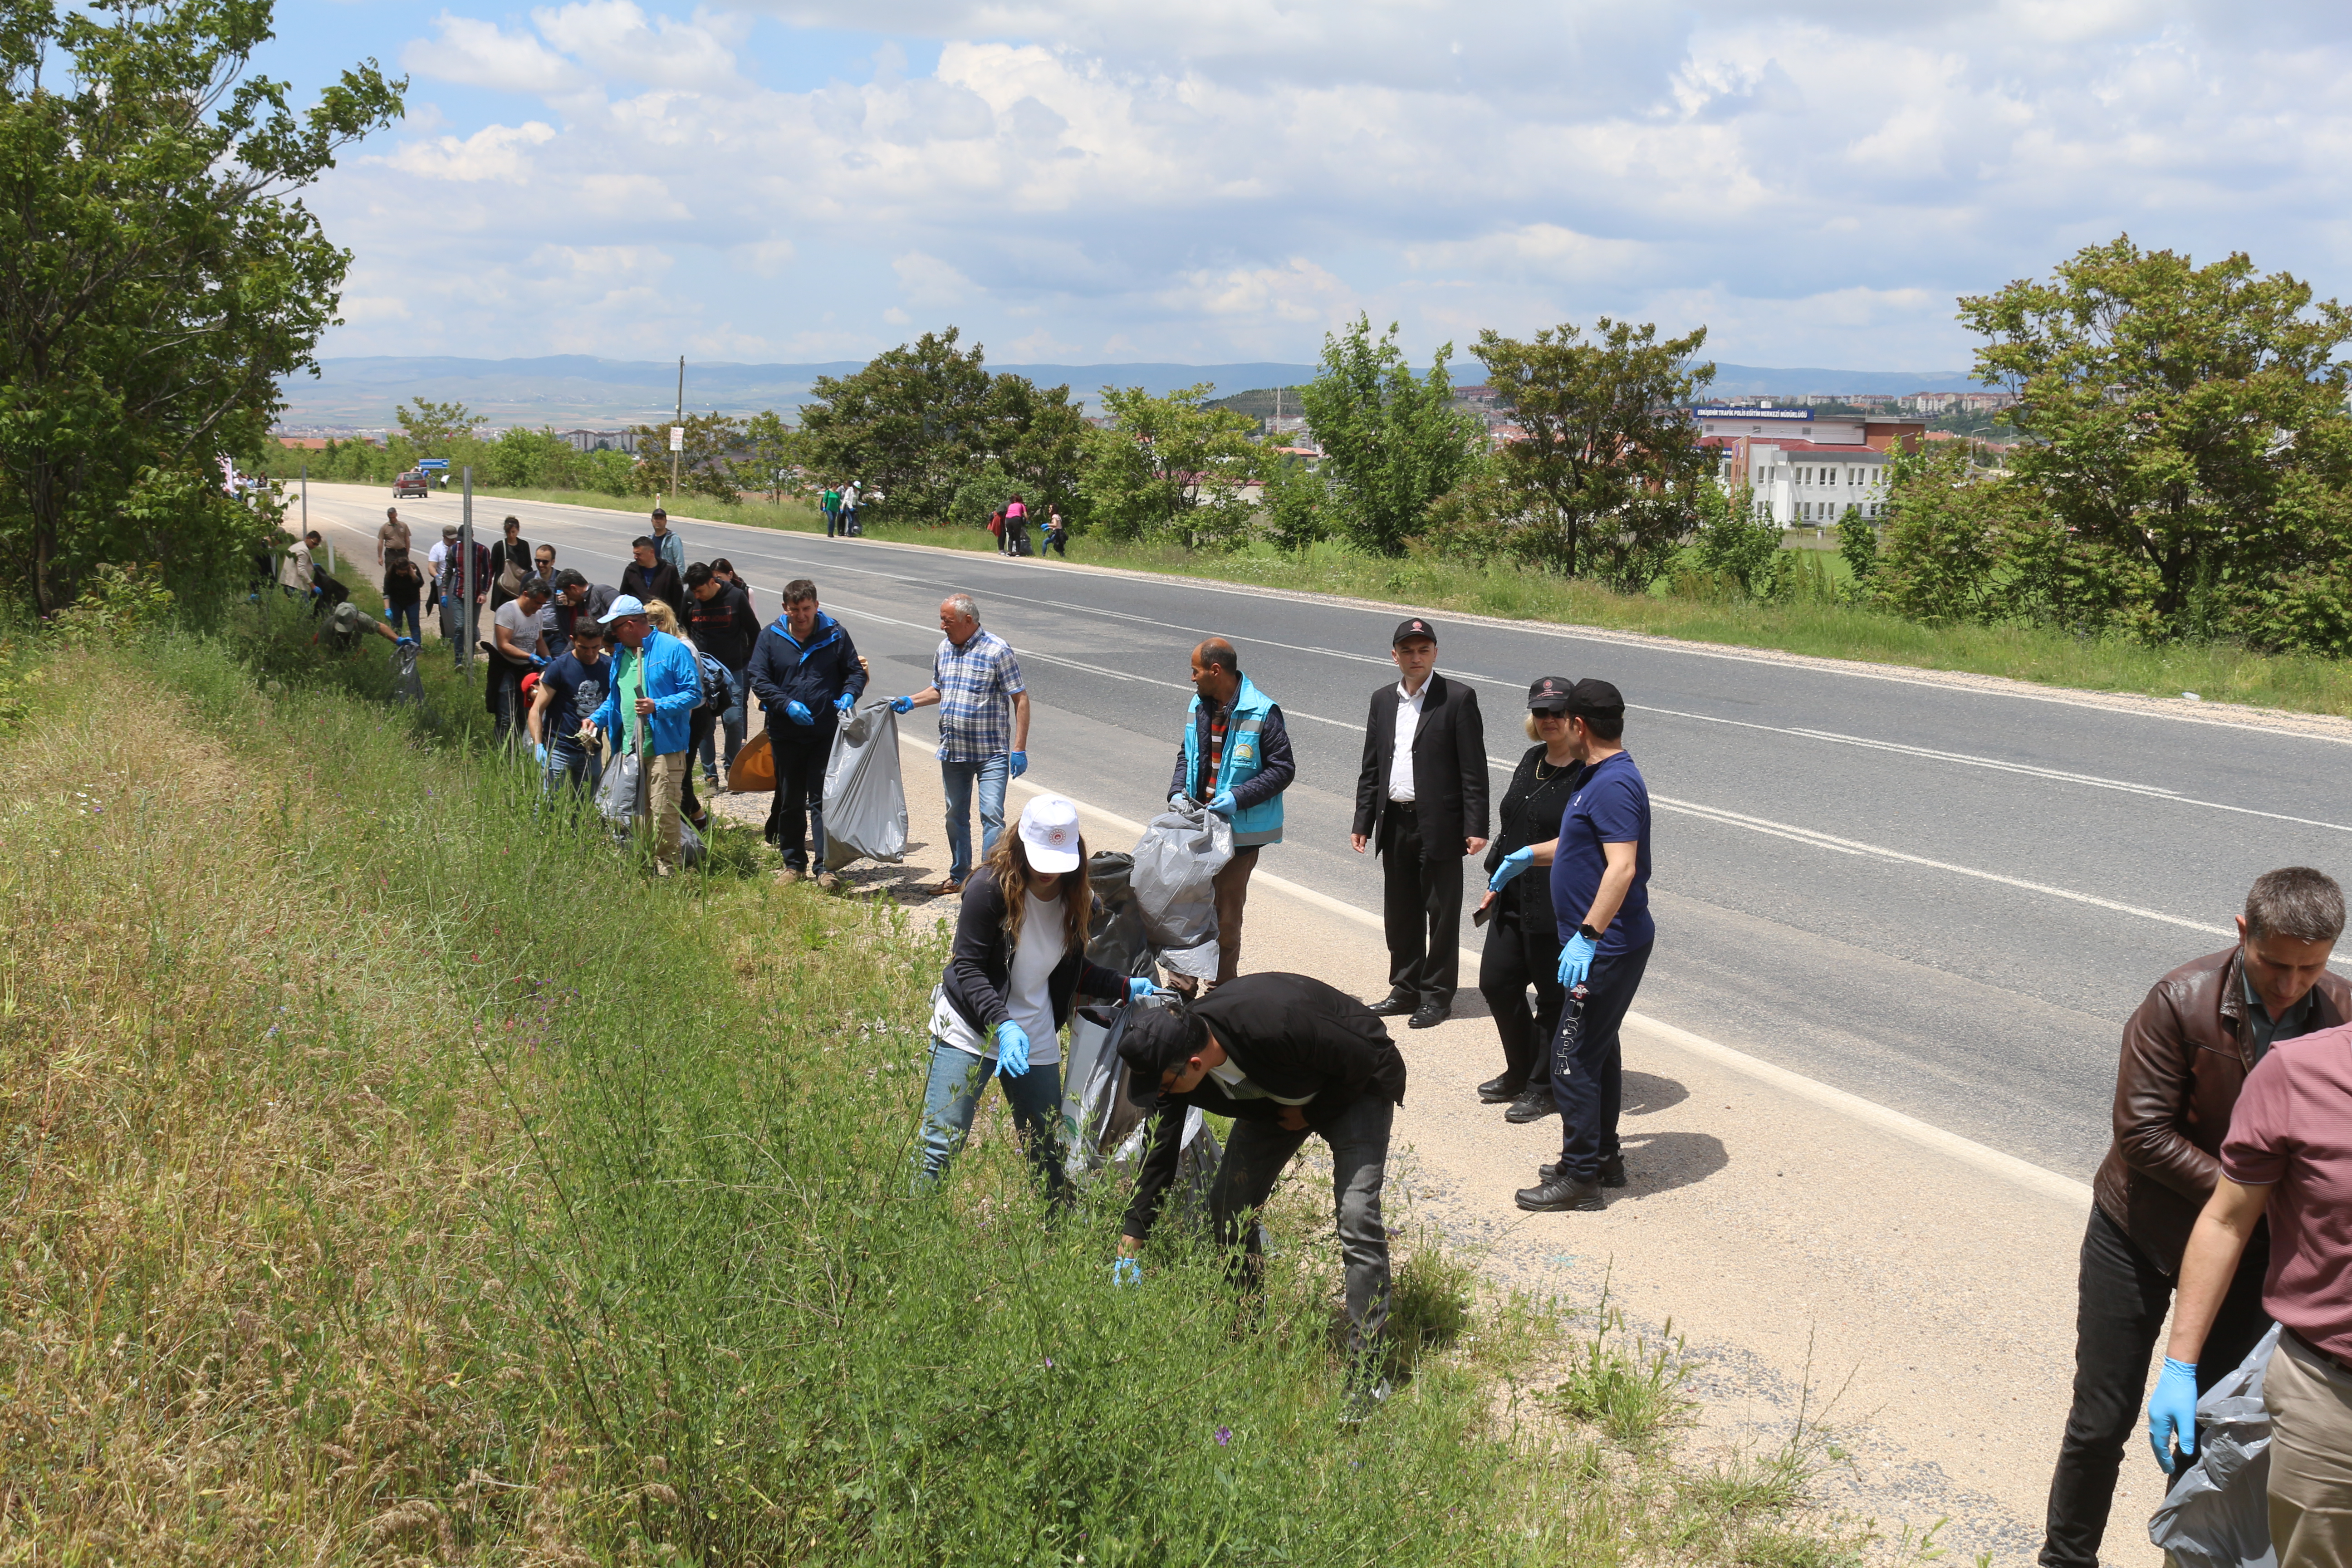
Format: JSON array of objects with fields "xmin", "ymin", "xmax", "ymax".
[{"xmin": 949, "ymin": 738, "xmax": 2092, "ymax": 1206}]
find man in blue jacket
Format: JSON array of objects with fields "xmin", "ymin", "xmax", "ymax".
[
  {"xmin": 747, "ymin": 577, "xmax": 866, "ymax": 886},
  {"xmin": 585, "ymin": 594, "xmax": 704, "ymax": 876},
  {"xmin": 1170, "ymin": 638, "xmax": 1295, "ymax": 986}
]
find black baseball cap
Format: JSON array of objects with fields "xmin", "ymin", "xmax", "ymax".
[
  {"xmin": 1566, "ymin": 678, "xmax": 1624, "ymax": 718},
  {"xmin": 651, "ymin": 506, "xmax": 667, "ymax": 518},
  {"xmin": 1527, "ymin": 676, "xmax": 1574, "ymax": 713},
  {"xmin": 1392, "ymin": 616, "xmax": 1438, "ymax": 646}
]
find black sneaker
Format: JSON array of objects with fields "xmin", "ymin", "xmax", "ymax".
[
  {"xmin": 1536, "ymin": 1154, "xmax": 1626, "ymax": 1187},
  {"xmin": 1505, "ymin": 1085, "xmax": 1557, "ymax": 1124},
  {"xmin": 1515, "ymin": 1173, "xmax": 1605, "ymax": 1213}
]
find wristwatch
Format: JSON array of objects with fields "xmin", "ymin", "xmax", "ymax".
[{"xmin": 1576, "ymin": 923, "xmax": 1602, "ymax": 943}]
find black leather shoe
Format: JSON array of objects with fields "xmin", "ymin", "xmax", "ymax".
[
  {"xmin": 1505, "ymin": 1085, "xmax": 1557, "ymax": 1123},
  {"xmin": 1477, "ymin": 1074, "xmax": 1524, "ymax": 1104},
  {"xmin": 1515, "ymin": 1173, "xmax": 1605, "ymax": 1213},
  {"xmin": 1365, "ymin": 995, "xmax": 1417, "ymax": 1017},
  {"xmin": 1537, "ymin": 1154, "xmax": 1626, "ymax": 1186},
  {"xmin": 1408, "ymin": 1001, "xmax": 1449, "ymax": 1029}
]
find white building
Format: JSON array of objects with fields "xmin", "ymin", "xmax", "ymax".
[{"xmin": 1690, "ymin": 406, "xmax": 1926, "ymax": 526}]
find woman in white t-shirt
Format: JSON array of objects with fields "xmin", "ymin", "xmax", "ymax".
[{"xmin": 921, "ymin": 794, "xmax": 1152, "ymax": 1197}]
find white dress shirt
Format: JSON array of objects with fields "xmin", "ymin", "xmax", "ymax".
[{"xmin": 1388, "ymin": 678, "xmax": 1428, "ymax": 802}]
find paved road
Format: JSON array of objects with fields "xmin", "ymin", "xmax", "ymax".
[{"xmin": 308, "ymin": 484, "xmax": 2352, "ymax": 1181}]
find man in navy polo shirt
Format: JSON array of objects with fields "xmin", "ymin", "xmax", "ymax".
[{"xmin": 1515, "ymin": 678, "xmax": 1654, "ymax": 1213}]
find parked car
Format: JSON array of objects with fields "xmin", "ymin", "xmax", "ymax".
[{"xmin": 393, "ymin": 469, "xmax": 428, "ymax": 498}]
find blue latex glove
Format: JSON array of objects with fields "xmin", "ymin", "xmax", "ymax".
[
  {"xmin": 1206, "ymin": 790, "xmax": 1236, "ymax": 818},
  {"xmin": 995, "ymin": 1020, "xmax": 1032, "ymax": 1077},
  {"xmin": 396, "ymin": 636, "xmax": 418, "ymax": 649},
  {"xmin": 1489, "ymin": 846, "xmax": 1535, "ymax": 892},
  {"xmin": 1557, "ymin": 931, "xmax": 1597, "ymax": 990},
  {"xmin": 1127, "ymin": 977, "xmax": 1156, "ymax": 1003},
  {"xmin": 1111, "ymin": 1257, "xmax": 1142, "ymax": 1286},
  {"xmin": 890, "ymin": 695, "xmax": 914, "ymax": 714},
  {"xmin": 1009, "ymin": 750, "xmax": 1029, "ymax": 779},
  {"xmin": 833, "ymin": 691, "xmax": 854, "ymax": 715},
  {"xmin": 784, "ymin": 700, "xmax": 813, "ymax": 726},
  {"xmin": 535, "ymin": 742, "xmax": 548, "ymax": 763},
  {"xmin": 531, "ymin": 653, "xmax": 548, "ymax": 667},
  {"xmin": 2148, "ymin": 1358, "xmax": 2199, "ymax": 1471}
]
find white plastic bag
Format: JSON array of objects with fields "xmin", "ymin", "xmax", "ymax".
[
  {"xmin": 2149, "ymin": 1323, "xmax": 2282, "ymax": 1568},
  {"xmin": 821, "ymin": 702, "xmax": 908, "ymax": 865},
  {"xmin": 1129, "ymin": 804, "xmax": 1233, "ymax": 980}
]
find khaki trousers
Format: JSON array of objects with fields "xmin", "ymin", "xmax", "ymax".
[
  {"xmin": 2269, "ymin": 1329, "xmax": 2352, "ymax": 1568},
  {"xmin": 635, "ymin": 749, "xmax": 690, "ymax": 873},
  {"xmin": 1210, "ymin": 845, "xmax": 1261, "ymax": 986}
]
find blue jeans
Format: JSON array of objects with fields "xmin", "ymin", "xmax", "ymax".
[
  {"xmin": 916, "ymin": 1039, "xmax": 1065, "ymax": 1198},
  {"xmin": 840, "ymin": 505, "xmax": 860, "ymax": 536},
  {"xmin": 940, "ymin": 755, "xmax": 1008, "ymax": 882},
  {"xmin": 823, "ymin": 504, "xmax": 839, "ymax": 537},
  {"xmin": 1549, "ymin": 941, "xmax": 1653, "ymax": 1179},
  {"xmin": 698, "ymin": 678, "xmax": 745, "ymax": 781},
  {"xmin": 385, "ymin": 601, "xmax": 421, "ymax": 639},
  {"xmin": 543, "ymin": 738, "xmax": 603, "ymax": 799}
]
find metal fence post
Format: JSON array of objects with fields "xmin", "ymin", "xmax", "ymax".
[{"xmin": 461, "ymin": 466, "xmax": 475, "ymax": 678}]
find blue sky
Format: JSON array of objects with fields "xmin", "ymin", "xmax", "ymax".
[{"xmin": 261, "ymin": 1, "xmax": 2352, "ymax": 372}]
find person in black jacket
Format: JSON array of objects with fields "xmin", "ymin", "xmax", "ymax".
[
  {"xmin": 1475, "ymin": 677, "xmax": 1586, "ymax": 1123},
  {"xmin": 487, "ymin": 516, "xmax": 534, "ymax": 610},
  {"xmin": 921, "ymin": 795, "xmax": 1152, "ymax": 1196},
  {"xmin": 1116, "ymin": 972, "xmax": 1407, "ymax": 1401},
  {"xmin": 619, "ymin": 536, "xmax": 689, "ymax": 626},
  {"xmin": 745, "ymin": 578, "xmax": 866, "ymax": 884},
  {"xmin": 1350, "ymin": 617, "xmax": 1489, "ymax": 1029},
  {"xmin": 685, "ymin": 562, "xmax": 760, "ymax": 785}
]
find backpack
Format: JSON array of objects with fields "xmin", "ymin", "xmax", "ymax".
[
  {"xmin": 987, "ymin": 510, "xmax": 1003, "ymax": 539},
  {"xmin": 695, "ymin": 649, "xmax": 736, "ymax": 714}
]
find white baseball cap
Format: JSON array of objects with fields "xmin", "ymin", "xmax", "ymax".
[{"xmin": 1018, "ymin": 794, "xmax": 1083, "ymax": 873}]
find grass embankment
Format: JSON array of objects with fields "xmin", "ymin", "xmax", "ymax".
[
  {"xmin": 0, "ymin": 607, "xmax": 1913, "ymax": 1561},
  {"xmin": 468, "ymin": 482, "xmax": 2352, "ymax": 720}
]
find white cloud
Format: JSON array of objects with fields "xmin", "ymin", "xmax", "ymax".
[{"xmin": 312, "ymin": 1, "xmax": 2352, "ymax": 371}]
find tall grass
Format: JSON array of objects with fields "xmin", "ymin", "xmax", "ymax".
[
  {"xmin": 0, "ymin": 604, "xmax": 1912, "ymax": 1563},
  {"xmin": 455, "ymin": 482, "xmax": 2352, "ymax": 719}
]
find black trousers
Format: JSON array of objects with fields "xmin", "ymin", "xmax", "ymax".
[
  {"xmin": 1549, "ymin": 941, "xmax": 1651, "ymax": 1177},
  {"xmin": 1378, "ymin": 805, "xmax": 1462, "ymax": 1004},
  {"xmin": 764, "ymin": 735, "xmax": 828, "ymax": 871},
  {"xmin": 2038, "ymin": 1204, "xmax": 2273, "ymax": 1568},
  {"xmin": 1478, "ymin": 904, "xmax": 1563, "ymax": 1091}
]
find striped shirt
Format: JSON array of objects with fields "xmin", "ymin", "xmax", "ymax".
[{"xmin": 932, "ymin": 630, "xmax": 1024, "ymax": 762}]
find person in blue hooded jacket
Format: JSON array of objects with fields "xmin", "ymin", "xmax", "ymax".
[
  {"xmin": 1169, "ymin": 637, "xmax": 1295, "ymax": 986},
  {"xmin": 585, "ymin": 594, "xmax": 704, "ymax": 876},
  {"xmin": 746, "ymin": 577, "xmax": 866, "ymax": 885}
]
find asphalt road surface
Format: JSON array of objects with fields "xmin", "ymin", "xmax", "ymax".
[{"xmin": 306, "ymin": 483, "xmax": 2352, "ymax": 1183}]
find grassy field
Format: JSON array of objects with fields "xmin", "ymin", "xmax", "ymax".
[
  {"xmin": 461, "ymin": 483, "xmax": 2352, "ymax": 720},
  {"xmin": 0, "ymin": 598, "xmax": 1909, "ymax": 1563}
]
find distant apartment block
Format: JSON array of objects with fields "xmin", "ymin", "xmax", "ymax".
[
  {"xmin": 559, "ymin": 428, "xmax": 639, "ymax": 455},
  {"xmin": 1690, "ymin": 406, "xmax": 1926, "ymax": 525}
]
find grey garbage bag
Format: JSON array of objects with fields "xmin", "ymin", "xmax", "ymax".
[
  {"xmin": 2149, "ymin": 1323, "xmax": 2282, "ymax": 1568},
  {"xmin": 1130, "ymin": 804, "xmax": 1233, "ymax": 981},
  {"xmin": 594, "ymin": 750, "xmax": 643, "ymax": 824},
  {"xmin": 821, "ymin": 702, "xmax": 908, "ymax": 866},
  {"xmin": 391, "ymin": 642, "xmax": 425, "ymax": 706},
  {"xmin": 1084, "ymin": 850, "xmax": 1154, "ymax": 978},
  {"xmin": 1058, "ymin": 996, "xmax": 1229, "ymax": 1236}
]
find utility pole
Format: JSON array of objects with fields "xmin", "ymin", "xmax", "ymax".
[{"xmin": 671, "ymin": 355, "xmax": 685, "ymax": 498}]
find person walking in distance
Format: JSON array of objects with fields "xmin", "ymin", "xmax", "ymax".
[
  {"xmin": 1513, "ymin": 681, "xmax": 1652, "ymax": 1214},
  {"xmin": 1169, "ymin": 638, "xmax": 1294, "ymax": 987},
  {"xmin": 649, "ymin": 507, "xmax": 685, "ymax": 576},
  {"xmin": 746, "ymin": 578, "xmax": 866, "ymax": 887},
  {"xmin": 2040, "ymin": 868, "xmax": 2349, "ymax": 1568},
  {"xmin": 620, "ymin": 535, "xmax": 688, "ymax": 626},
  {"xmin": 583, "ymin": 595, "xmax": 701, "ymax": 876},
  {"xmin": 1350, "ymin": 617, "xmax": 1487, "ymax": 1029},
  {"xmin": 1474, "ymin": 677, "xmax": 1586, "ymax": 1125},
  {"xmin": 887, "ymin": 594, "xmax": 1029, "ymax": 897},
  {"xmin": 838, "ymin": 479, "xmax": 862, "ymax": 537},
  {"xmin": 685, "ymin": 561, "xmax": 760, "ymax": 789},
  {"xmin": 376, "ymin": 506, "xmax": 411, "ymax": 572},
  {"xmin": 821, "ymin": 482, "xmax": 842, "ymax": 539}
]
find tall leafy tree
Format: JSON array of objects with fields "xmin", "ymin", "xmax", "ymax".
[
  {"xmin": 0, "ymin": 0, "xmax": 403, "ymax": 612},
  {"xmin": 393, "ymin": 397, "xmax": 477, "ymax": 455},
  {"xmin": 1959, "ymin": 235, "xmax": 2352, "ymax": 633},
  {"xmin": 1078, "ymin": 384, "xmax": 1261, "ymax": 549},
  {"xmin": 628, "ymin": 412, "xmax": 745, "ymax": 502},
  {"xmin": 793, "ymin": 328, "xmax": 1086, "ymax": 526},
  {"xmin": 1471, "ymin": 318, "xmax": 1715, "ymax": 591},
  {"xmin": 1296, "ymin": 316, "xmax": 1481, "ymax": 557}
]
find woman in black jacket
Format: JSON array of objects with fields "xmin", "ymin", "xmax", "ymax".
[
  {"xmin": 487, "ymin": 516, "xmax": 534, "ymax": 610},
  {"xmin": 1474, "ymin": 677, "xmax": 1586, "ymax": 1123},
  {"xmin": 920, "ymin": 794, "xmax": 1150, "ymax": 1196}
]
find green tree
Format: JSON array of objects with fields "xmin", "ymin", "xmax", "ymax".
[
  {"xmin": 394, "ymin": 397, "xmax": 476, "ymax": 456},
  {"xmin": 1960, "ymin": 235, "xmax": 2352, "ymax": 635},
  {"xmin": 735, "ymin": 410, "xmax": 797, "ymax": 501},
  {"xmin": 1472, "ymin": 318, "xmax": 1716, "ymax": 591},
  {"xmin": 794, "ymin": 328, "xmax": 1086, "ymax": 526},
  {"xmin": 1259, "ymin": 449, "xmax": 1331, "ymax": 556},
  {"xmin": 1296, "ymin": 316, "xmax": 1481, "ymax": 557},
  {"xmin": 630, "ymin": 412, "xmax": 744, "ymax": 502},
  {"xmin": 1687, "ymin": 483, "xmax": 1781, "ymax": 598},
  {"xmin": 0, "ymin": 0, "xmax": 404, "ymax": 612},
  {"xmin": 1078, "ymin": 384, "xmax": 1260, "ymax": 550},
  {"xmin": 1873, "ymin": 441, "xmax": 2022, "ymax": 626},
  {"xmin": 1836, "ymin": 505, "xmax": 1878, "ymax": 587}
]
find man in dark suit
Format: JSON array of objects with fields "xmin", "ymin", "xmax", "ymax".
[{"xmin": 1351, "ymin": 617, "xmax": 1489, "ymax": 1029}]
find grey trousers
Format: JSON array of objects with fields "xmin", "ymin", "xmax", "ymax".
[{"xmin": 1210, "ymin": 1095, "xmax": 1393, "ymax": 1370}]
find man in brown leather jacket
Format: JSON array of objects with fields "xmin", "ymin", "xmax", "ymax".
[{"xmin": 2040, "ymin": 866, "xmax": 2348, "ymax": 1568}]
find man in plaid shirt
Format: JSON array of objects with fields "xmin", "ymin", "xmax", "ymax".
[{"xmin": 888, "ymin": 593, "xmax": 1030, "ymax": 896}]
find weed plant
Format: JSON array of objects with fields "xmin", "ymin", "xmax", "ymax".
[{"xmin": 448, "ymin": 481, "xmax": 2352, "ymax": 719}]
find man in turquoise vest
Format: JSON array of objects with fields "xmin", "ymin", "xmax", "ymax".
[{"xmin": 1170, "ymin": 638, "xmax": 1297, "ymax": 986}]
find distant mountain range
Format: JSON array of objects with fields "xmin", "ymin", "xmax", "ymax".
[{"xmin": 274, "ymin": 354, "xmax": 1984, "ymax": 429}]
